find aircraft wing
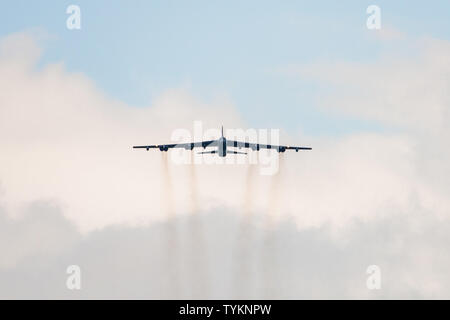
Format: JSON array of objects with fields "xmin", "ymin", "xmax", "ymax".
[
  {"xmin": 133, "ymin": 140, "xmax": 217, "ymax": 151},
  {"xmin": 226, "ymin": 140, "xmax": 311, "ymax": 152}
]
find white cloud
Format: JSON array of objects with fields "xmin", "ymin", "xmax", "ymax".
[
  {"xmin": 296, "ymin": 37, "xmax": 450, "ymax": 134},
  {"xmin": 0, "ymin": 32, "xmax": 248, "ymax": 231},
  {"xmin": 1, "ymin": 31, "xmax": 450, "ymax": 298},
  {"xmin": 1, "ymin": 206, "xmax": 449, "ymax": 299}
]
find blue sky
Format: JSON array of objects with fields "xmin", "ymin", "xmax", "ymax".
[{"xmin": 1, "ymin": 0, "xmax": 450, "ymax": 135}]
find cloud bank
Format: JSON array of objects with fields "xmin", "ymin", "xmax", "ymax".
[{"xmin": 0, "ymin": 31, "xmax": 450, "ymax": 298}]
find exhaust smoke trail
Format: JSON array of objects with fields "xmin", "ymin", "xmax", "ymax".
[
  {"xmin": 189, "ymin": 151, "xmax": 199, "ymax": 214},
  {"xmin": 266, "ymin": 154, "xmax": 285, "ymax": 228},
  {"xmin": 260, "ymin": 153, "xmax": 285, "ymax": 298},
  {"xmin": 161, "ymin": 152, "xmax": 180, "ymax": 298},
  {"xmin": 161, "ymin": 152, "xmax": 175, "ymax": 217},
  {"xmin": 233, "ymin": 163, "xmax": 257, "ymax": 298},
  {"xmin": 243, "ymin": 163, "xmax": 256, "ymax": 218},
  {"xmin": 185, "ymin": 151, "xmax": 209, "ymax": 298}
]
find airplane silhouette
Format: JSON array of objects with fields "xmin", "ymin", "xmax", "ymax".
[{"xmin": 133, "ymin": 126, "xmax": 311, "ymax": 157}]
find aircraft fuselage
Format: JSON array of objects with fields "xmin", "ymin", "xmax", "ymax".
[{"xmin": 218, "ymin": 137, "xmax": 227, "ymax": 157}]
